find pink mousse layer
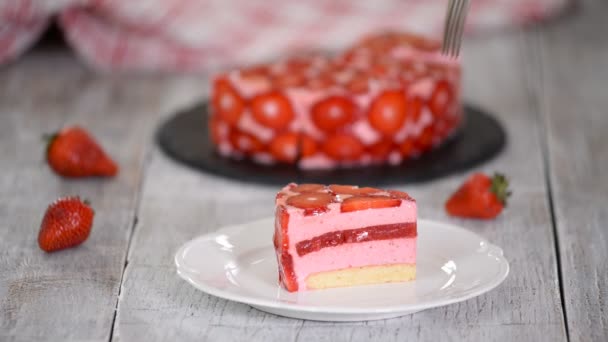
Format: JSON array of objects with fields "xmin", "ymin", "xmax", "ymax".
[
  {"xmin": 290, "ymin": 237, "xmax": 416, "ymax": 290},
  {"xmin": 282, "ymin": 201, "xmax": 417, "ymax": 243}
]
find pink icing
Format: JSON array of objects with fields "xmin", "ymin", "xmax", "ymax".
[
  {"xmin": 391, "ymin": 46, "xmax": 460, "ymax": 67},
  {"xmin": 290, "ymin": 237, "xmax": 417, "ymax": 290},
  {"xmin": 351, "ymin": 120, "xmax": 381, "ymax": 145},
  {"xmin": 409, "ymin": 78, "xmax": 435, "ymax": 99},
  {"xmin": 237, "ymin": 111, "xmax": 275, "ymax": 142},
  {"xmin": 297, "ymin": 154, "xmax": 337, "ymax": 170},
  {"xmin": 230, "ymin": 72, "xmax": 271, "ymax": 97}
]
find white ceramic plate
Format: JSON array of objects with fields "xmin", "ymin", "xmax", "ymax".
[{"xmin": 175, "ymin": 218, "xmax": 509, "ymax": 322}]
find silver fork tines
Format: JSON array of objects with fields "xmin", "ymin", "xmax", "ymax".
[{"xmin": 441, "ymin": 0, "xmax": 470, "ymax": 58}]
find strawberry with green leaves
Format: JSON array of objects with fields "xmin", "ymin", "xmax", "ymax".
[
  {"xmin": 445, "ymin": 173, "xmax": 511, "ymax": 219},
  {"xmin": 46, "ymin": 126, "xmax": 118, "ymax": 178}
]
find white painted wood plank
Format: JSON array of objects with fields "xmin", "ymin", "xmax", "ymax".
[
  {"xmin": 536, "ymin": 0, "xmax": 608, "ymax": 340},
  {"xmin": 114, "ymin": 32, "xmax": 567, "ymax": 341},
  {"xmin": 0, "ymin": 51, "xmax": 192, "ymax": 341}
]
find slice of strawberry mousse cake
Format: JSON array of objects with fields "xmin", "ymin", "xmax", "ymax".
[{"xmin": 273, "ymin": 183, "xmax": 417, "ymax": 292}]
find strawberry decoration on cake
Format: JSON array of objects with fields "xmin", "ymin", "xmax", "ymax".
[
  {"xmin": 209, "ymin": 32, "xmax": 462, "ymax": 169},
  {"xmin": 274, "ymin": 183, "xmax": 417, "ymax": 292}
]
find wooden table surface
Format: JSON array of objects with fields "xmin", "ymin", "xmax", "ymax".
[{"xmin": 1, "ymin": 1, "xmax": 606, "ymax": 341}]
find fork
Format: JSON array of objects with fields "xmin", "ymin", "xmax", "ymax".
[{"xmin": 441, "ymin": 0, "xmax": 471, "ymax": 58}]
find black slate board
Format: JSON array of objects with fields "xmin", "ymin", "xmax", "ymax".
[{"xmin": 157, "ymin": 102, "xmax": 506, "ymax": 186}]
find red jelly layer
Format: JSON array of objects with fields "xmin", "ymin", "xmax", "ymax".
[
  {"xmin": 276, "ymin": 250, "xmax": 298, "ymax": 292},
  {"xmin": 295, "ymin": 222, "xmax": 417, "ymax": 257}
]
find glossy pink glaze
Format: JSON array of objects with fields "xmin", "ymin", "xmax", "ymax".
[{"xmin": 276, "ymin": 185, "xmax": 417, "ymax": 242}]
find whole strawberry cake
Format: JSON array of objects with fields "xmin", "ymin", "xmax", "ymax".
[
  {"xmin": 274, "ymin": 183, "xmax": 417, "ymax": 292},
  {"xmin": 209, "ymin": 32, "xmax": 462, "ymax": 169}
]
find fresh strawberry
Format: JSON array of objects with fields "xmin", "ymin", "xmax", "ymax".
[
  {"xmin": 38, "ymin": 197, "xmax": 94, "ymax": 252},
  {"xmin": 416, "ymin": 126, "xmax": 436, "ymax": 153},
  {"xmin": 445, "ymin": 173, "xmax": 511, "ymax": 219},
  {"xmin": 212, "ymin": 78, "xmax": 245, "ymax": 125},
  {"xmin": 286, "ymin": 193, "xmax": 334, "ymax": 215},
  {"xmin": 429, "ymin": 80, "xmax": 453, "ymax": 117},
  {"xmin": 323, "ymin": 133, "xmax": 364, "ymax": 161},
  {"xmin": 300, "ymin": 135, "xmax": 318, "ymax": 157},
  {"xmin": 250, "ymin": 91, "xmax": 295, "ymax": 130},
  {"xmin": 269, "ymin": 132, "xmax": 298, "ymax": 163},
  {"xmin": 292, "ymin": 184, "xmax": 325, "ymax": 193},
  {"xmin": 329, "ymin": 185, "xmax": 380, "ymax": 195},
  {"xmin": 209, "ymin": 116, "xmax": 229, "ymax": 145},
  {"xmin": 368, "ymin": 90, "xmax": 408, "ymax": 135},
  {"xmin": 341, "ymin": 195, "xmax": 401, "ymax": 212},
  {"xmin": 46, "ymin": 126, "xmax": 118, "ymax": 178},
  {"xmin": 311, "ymin": 96, "xmax": 357, "ymax": 132},
  {"xmin": 229, "ymin": 129, "xmax": 264, "ymax": 154}
]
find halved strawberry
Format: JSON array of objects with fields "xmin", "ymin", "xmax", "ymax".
[
  {"xmin": 323, "ymin": 133, "xmax": 364, "ymax": 161},
  {"xmin": 292, "ymin": 184, "xmax": 325, "ymax": 193},
  {"xmin": 368, "ymin": 90, "xmax": 408, "ymax": 135},
  {"xmin": 388, "ymin": 190, "xmax": 413, "ymax": 200},
  {"xmin": 285, "ymin": 57, "xmax": 312, "ymax": 71},
  {"xmin": 209, "ymin": 116, "xmax": 229, "ymax": 145},
  {"xmin": 311, "ymin": 96, "xmax": 357, "ymax": 133},
  {"xmin": 429, "ymin": 80, "xmax": 453, "ymax": 117},
  {"xmin": 212, "ymin": 78, "xmax": 245, "ymax": 125},
  {"xmin": 341, "ymin": 195, "xmax": 401, "ymax": 212},
  {"xmin": 329, "ymin": 185, "xmax": 380, "ymax": 195},
  {"xmin": 346, "ymin": 76, "xmax": 370, "ymax": 93},
  {"xmin": 269, "ymin": 132, "xmax": 298, "ymax": 163},
  {"xmin": 307, "ymin": 74, "xmax": 334, "ymax": 90},
  {"xmin": 369, "ymin": 64, "xmax": 389, "ymax": 78},
  {"xmin": 229, "ymin": 129, "xmax": 264, "ymax": 154},
  {"xmin": 240, "ymin": 65, "xmax": 271, "ymax": 80},
  {"xmin": 274, "ymin": 205, "xmax": 290, "ymax": 250},
  {"xmin": 250, "ymin": 91, "xmax": 295, "ymax": 130},
  {"xmin": 286, "ymin": 193, "xmax": 334, "ymax": 216},
  {"xmin": 437, "ymin": 115, "xmax": 461, "ymax": 139},
  {"xmin": 434, "ymin": 119, "xmax": 453, "ymax": 140},
  {"xmin": 416, "ymin": 126, "xmax": 436, "ymax": 153},
  {"xmin": 399, "ymin": 138, "xmax": 416, "ymax": 158},
  {"xmin": 369, "ymin": 140, "xmax": 395, "ymax": 160},
  {"xmin": 408, "ymin": 97, "xmax": 423, "ymax": 123},
  {"xmin": 273, "ymin": 73, "xmax": 307, "ymax": 88},
  {"xmin": 301, "ymin": 135, "xmax": 318, "ymax": 158}
]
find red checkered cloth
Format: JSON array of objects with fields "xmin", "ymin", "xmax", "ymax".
[{"xmin": 0, "ymin": 0, "xmax": 571, "ymax": 72}]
